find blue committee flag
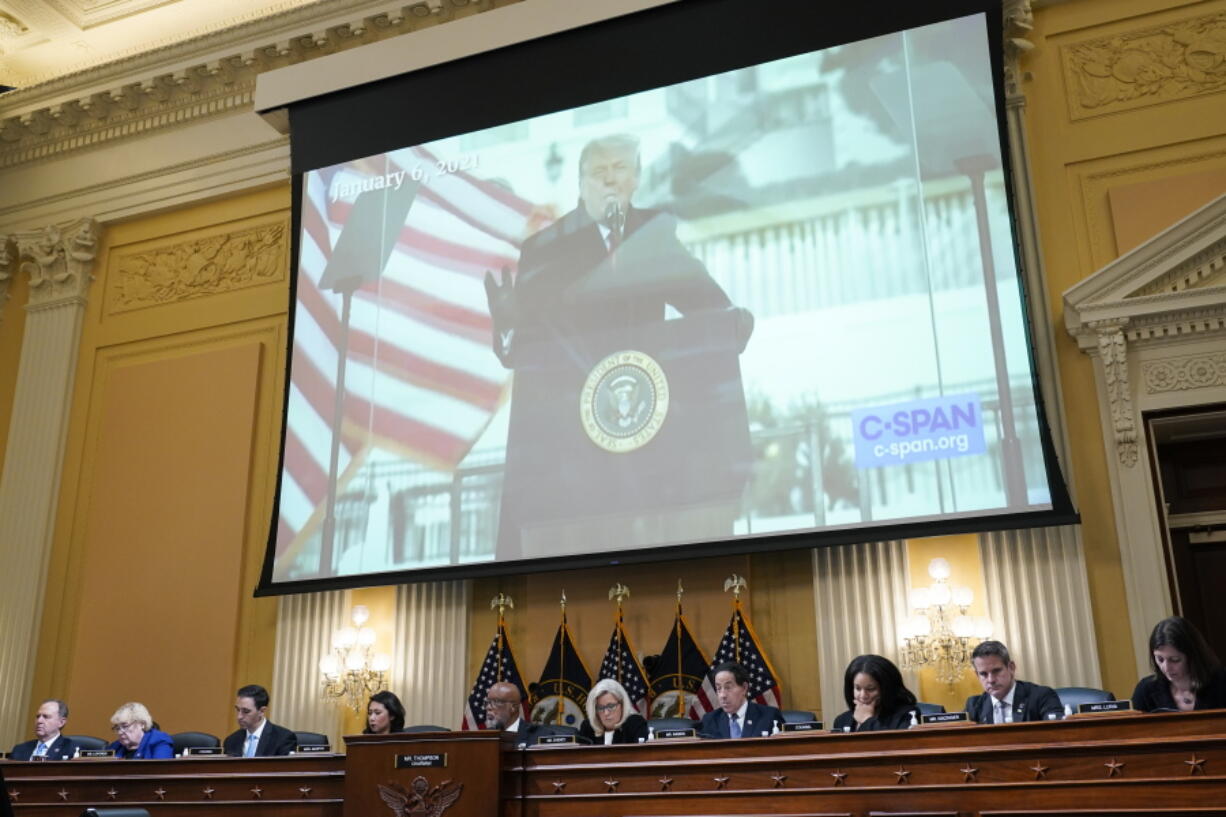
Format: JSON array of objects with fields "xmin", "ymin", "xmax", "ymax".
[
  {"xmin": 461, "ymin": 621, "xmax": 528, "ymax": 730},
  {"xmin": 529, "ymin": 610, "xmax": 593, "ymax": 730},
  {"xmin": 647, "ymin": 599, "xmax": 710, "ymax": 719}
]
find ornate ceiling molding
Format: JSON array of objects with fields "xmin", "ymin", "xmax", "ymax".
[{"xmin": 0, "ymin": 0, "xmax": 512, "ymax": 169}]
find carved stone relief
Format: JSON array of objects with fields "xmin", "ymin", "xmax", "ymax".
[
  {"xmin": 4, "ymin": 218, "xmax": 101, "ymax": 309},
  {"xmin": 1093, "ymin": 321, "xmax": 1138, "ymax": 468},
  {"xmin": 1062, "ymin": 10, "xmax": 1226, "ymax": 120},
  {"xmin": 108, "ymin": 219, "xmax": 287, "ymax": 312},
  {"xmin": 1130, "ymin": 247, "xmax": 1226, "ymax": 297},
  {"xmin": 1143, "ymin": 352, "xmax": 1226, "ymax": 394}
]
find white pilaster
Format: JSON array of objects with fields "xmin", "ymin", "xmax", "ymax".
[{"xmin": 0, "ymin": 217, "xmax": 98, "ymax": 747}]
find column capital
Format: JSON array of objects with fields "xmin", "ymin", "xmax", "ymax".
[
  {"xmin": 1002, "ymin": 0, "xmax": 1036, "ymax": 108},
  {"xmin": 2, "ymin": 218, "xmax": 100, "ymax": 311}
]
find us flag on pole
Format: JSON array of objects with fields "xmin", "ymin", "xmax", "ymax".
[
  {"xmin": 597, "ymin": 617, "xmax": 650, "ymax": 717},
  {"xmin": 461, "ymin": 621, "xmax": 529, "ymax": 731},
  {"xmin": 277, "ymin": 147, "xmax": 544, "ymax": 574},
  {"xmin": 688, "ymin": 600, "xmax": 783, "ymax": 719}
]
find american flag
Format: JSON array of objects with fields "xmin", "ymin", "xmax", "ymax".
[
  {"xmin": 689, "ymin": 600, "xmax": 783, "ymax": 719},
  {"xmin": 460, "ymin": 622, "xmax": 528, "ymax": 731},
  {"xmin": 597, "ymin": 614, "xmax": 650, "ymax": 717},
  {"xmin": 277, "ymin": 147, "xmax": 543, "ymax": 575}
]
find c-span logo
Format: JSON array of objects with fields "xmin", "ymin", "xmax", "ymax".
[{"xmin": 580, "ymin": 350, "xmax": 669, "ymax": 453}]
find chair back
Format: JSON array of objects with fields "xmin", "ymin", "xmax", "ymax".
[
  {"xmin": 781, "ymin": 709, "xmax": 818, "ymax": 723},
  {"xmin": 67, "ymin": 735, "xmax": 108, "ymax": 750},
  {"xmin": 915, "ymin": 701, "xmax": 946, "ymax": 715},
  {"xmin": 170, "ymin": 732, "xmax": 219, "ymax": 755},
  {"xmin": 1056, "ymin": 687, "xmax": 1115, "ymax": 709},
  {"xmin": 293, "ymin": 731, "xmax": 329, "ymax": 747},
  {"xmin": 402, "ymin": 724, "xmax": 450, "ymax": 733}
]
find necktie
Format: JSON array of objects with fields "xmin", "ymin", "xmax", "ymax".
[
  {"xmin": 729, "ymin": 712, "xmax": 741, "ymax": 738},
  {"xmin": 995, "ymin": 700, "xmax": 1008, "ymax": 724},
  {"xmin": 33, "ymin": 742, "xmax": 47, "ymax": 758},
  {"xmin": 245, "ymin": 733, "xmax": 258, "ymax": 757}
]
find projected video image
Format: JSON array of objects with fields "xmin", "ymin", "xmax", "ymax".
[{"xmin": 275, "ymin": 12, "xmax": 1053, "ymax": 582}]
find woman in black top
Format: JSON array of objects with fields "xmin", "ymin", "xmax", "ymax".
[
  {"xmin": 364, "ymin": 690, "xmax": 406, "ymax": 734},
  {"xmin": 1132, "ymin": 616, "xmax": 1226, "ymax": 712},
  {"xmin": 578, "ymin": 678, "xmax": 649, "ymax": 745},
  {"xmin": 832, "ymin": 654, "xmax": 919, "ymax": 732}
]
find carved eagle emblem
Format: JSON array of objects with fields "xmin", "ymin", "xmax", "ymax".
[{"xmin": 377, "ymin": 777, "xmax": 463, "ymax": 817}]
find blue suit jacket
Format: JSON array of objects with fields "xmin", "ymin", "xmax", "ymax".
[
  {"xmin": 699, "ymin": 701, "xmax": 784, "ymax": 739},
  {"xmin": 9, "ymin": 734, "xmax": 77, "ymax": 761},
  {"xmin": 110, "ymin": 728, "xmax": 174, "ymax": 759}
]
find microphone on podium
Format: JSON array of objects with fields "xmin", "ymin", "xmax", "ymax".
[{"xmin": 603, "ymin": 198, "xmax": 625, "ymax": 250}]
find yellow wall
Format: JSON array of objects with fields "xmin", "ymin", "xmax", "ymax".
[
  {"xmin": 28, "ymin": 184, "xmax": 291, "ymax": 740},
  {"xmin": 0, "ymin": 255, "xmax": 28, "ymax": 479},
  {"xmin": 1022, "ymin": 0, "xmax": 1226, "ymax": 696}
]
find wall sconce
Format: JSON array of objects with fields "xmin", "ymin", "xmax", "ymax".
[
  {"xmin": 900, "ymin": 558, "xmax": 993, "ymax": 687},
  {"xmin": 318, "ymin": 605, "xmax": 392, "ymax": 712}
]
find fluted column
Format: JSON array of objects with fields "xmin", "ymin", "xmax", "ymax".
[
  {"xmin": 979, "ymin": 527, "xmax": 1102, "ymax": 688},
  {"xmin": 271, "ymin": 590, "xmax": 348, "ymax": 748},
  {"xmin": 393, "ymin": 581, "xmax": 470, "ymax": 730},
  {"xmin": 812, "ymin": 541, "xmax": 913, "ymax": 721},
  {"xmin": 0, "ymin": 219, "xmax": 99, "ymax": 747}
]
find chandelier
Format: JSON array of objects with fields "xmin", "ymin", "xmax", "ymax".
[
  {"xmin": 899, "ymin": 558, "xmax": 994, "ymax": 687},
  {"xmin": 318, "ymin": 605, "xmax": 392, "ymax": 712}
]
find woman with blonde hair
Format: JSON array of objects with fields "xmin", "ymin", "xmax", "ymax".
[
  {"xmin": 578, "ymin": 678, "xmax": 649, "ymax": 745},
  {"xmin": 107, "ymin": 702, "xmax": 174, "ymax": 759}
]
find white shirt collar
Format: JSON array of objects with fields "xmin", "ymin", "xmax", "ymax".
[
  {"xmin": 247, "ymin": 718, "xmax": 267, "ymax": 740},
  {"xmin": 504, "ymin": 717, "xmax": 521, "ymax": 734},
  {"xmin": 733, "ymin": 699, "xmax": 750, "ymax": 722}
]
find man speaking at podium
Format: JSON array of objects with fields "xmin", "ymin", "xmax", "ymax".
[{"xmin": 485, "ymin": 133, "xmax": 755, "ymax": 559}]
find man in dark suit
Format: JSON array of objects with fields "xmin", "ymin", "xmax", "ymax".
[
  {"xmin": 964, "ymin": 640, "xmax": 1064, "ymax": 723},
  {"xmin": 698, "ymin": 661, "xmax": 784, "ymax": 739},
  {"xmin": 9, "ymin": 699, "xmax": 77, "ymax": 761},
  {"xmin": 483, "ymin": 681, "xmax": 560, "ymax": 746},
  {"xmin": 223, "ymin": 684, "xmax": 298, "ymax": 757}
]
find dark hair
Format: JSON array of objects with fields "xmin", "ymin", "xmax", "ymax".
[
  {"xmin": 236, "ymin": 684, "xmax": 270, "ymax": 710},
  {"xmin": 711, "ymin": 661, "xmax": 749, "ymax": 686},
  {"xmin": 41, "ymin": 699, "xmax": 69, "ymax": 719},
  {"xmin": 1148, "ymin": 616, "xmax": 1221, "ymax": 690},
  {"xmin": 363, "ymin": 690, "xmax": 406, "ymax": 734},
  {"xmin": 842, "ymin": 654, "xmax": 917, "ymax": 718},
  {"xmin": 971, "ymin": 640, "xmax": 1013, "ymax": 665}
]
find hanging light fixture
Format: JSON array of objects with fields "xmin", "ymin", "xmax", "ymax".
[
  {"xmin": 899, "ymin": 558, "xmax": 993, "ymax": 687},
  {"xmin": 318, "ymin": 605, "xmax": 392, "ymax": 712}
]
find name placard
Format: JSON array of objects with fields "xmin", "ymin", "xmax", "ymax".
[
  {"xmin": 781, "ymin": 721, "xmax": 824, "ymax": 732},
  {"xmin": 78, "ymin": 749, "xmax": 116, "ymax": 759},
  {"xmin": 294, "ymin": 743, "xmax": 331, "ymax": 753},
  {"xmin": 1078, "ymin": 700, "xmax": 1132, "ymax": 714},
  {"xmin": 185, "ymin": 746, "xmax": 225, "ymax": 756},
  {"xmin": 536, "ymin": 734, "xmax": 576, "ymax": 746},
  {"xmin": 653, "ymin": 728, "xmax": 696, "ymax": 739},
  {"xmin": 922, "ymin": 711, "xmax": 970, "ymax": 724},
  {"xmin": 395, "ymin": 753, "xmax": 447, "ymax": 768}
]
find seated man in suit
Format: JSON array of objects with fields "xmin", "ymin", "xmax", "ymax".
[
  {"xmin": 9, "ymin": 699, "xmax": 77, "ymax": 761},
  {"xmin": 223, "ymin": 684, "xmax": 297, "ymax": 757},
  {"xmin": 965, "ymin": 640, "xmax": 1064, "ymax": 723},
  {"xmin": 483, "ymin": 681, "xmax": 557, "ymax": 746},
  {"xmin": 698, "ymin": 661, "xmax": 784, "ymax": 739}
]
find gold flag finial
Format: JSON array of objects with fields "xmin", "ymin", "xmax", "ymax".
[
  {"xmin": 608, "ymin": 583, "xmax": 630, "ymax": 605},
  {"xmin": 560, "ymin": 589, "xmax": 567, "ymax": 611},
  {"xmin": 724, "ymin": 574, "xmax": 747, "ymax": 600},
  {"xmin": 490, "ymin": 593, "xmax": 514, "ymax": 615},
  {"xmin": 676, "ymin": 579, "xmax": 684, "ymax": 603}
]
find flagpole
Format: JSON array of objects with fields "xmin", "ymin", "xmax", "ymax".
[
  {"xmin": 491, "ymin": 593, "xmax": 513, "ymax": 683},
  {"xmin": 675, "ymin": 580, "xmax": 685, "ymax": 717},
  {"xmin": 557, "ymin": 590, "xmax": 567, "ymax": 725},
  {"xmin": 609, "ymin": 583, "xmax": 629, "ymax": 684},
  {"xmin": 725, "ymin": 574, "xmax": 747, "ymax": 664}
]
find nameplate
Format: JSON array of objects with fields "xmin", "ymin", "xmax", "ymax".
[
  {"xmin": 185, "ymin": 746, "xmax": 224, "ymax": 756},
  {"xmin": 1078, "ymin": 700, "xmax": 1132, "ymax": 714},
  {"xmin": 78, "ymin": 749, "xmax": 116, "ymax": 759},
  {"xmin": 536, "ymin": 734, "xmax": 576, "ymax": 746},
  {"xmin": 395, "ymin": 753, "xmax": 447, "ymax": 768},
  {"xmin": 653, "ymin": 728, "xmax": 696, "ymax": 739},
  {"xmin": 922, "ymin": 711, "xmax": 969, "ymax": 724},
  {"xmin": 294, "ymin": 743, "xmax": 331, "ymax": 753},
  {"xmin": 781, "ymin": 721, "xmax": 823, "ymax": 732}
]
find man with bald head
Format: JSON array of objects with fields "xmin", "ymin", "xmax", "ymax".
[{"xmin": 484, "ymin": 682, "xmax": 554, "ymax": 746}]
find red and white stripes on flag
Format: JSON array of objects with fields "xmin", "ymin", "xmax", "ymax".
[
  {"xmin": 276, "ymin": 149, "xmax": 542, "ymax": 564},
  {"xmin": 688, "ymin": 600, "xmax": 783, "ymax": 719}
]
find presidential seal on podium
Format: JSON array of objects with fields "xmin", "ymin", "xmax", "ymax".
[{"xmin": 579, "ymin": 350, "xmax": 670, "ymax": 453}]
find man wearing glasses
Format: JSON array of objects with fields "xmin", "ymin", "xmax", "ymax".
[{"xmin": 483, "ymin": 681, "xmax": 553, "ymax": 746}]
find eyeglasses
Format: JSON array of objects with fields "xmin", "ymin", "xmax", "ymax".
[
  {"xmin": 595, "ymin": 702, "xmax": 622, "ymax": 713},
  {"xmin": 484, "ymin": 698, "xmax": 517, "ymax": 709},
  {"xmin": 112, "ymin": 722, "xmax": 142, "ymax": 734}
]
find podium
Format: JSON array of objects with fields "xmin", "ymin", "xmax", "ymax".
[
  {"xmin": 343, "ymin": 730, "xmax": 503, "ymax": 817},
  {"xmin": 497, "ymin": 307, "xmax": 752, "ymax": 558}
]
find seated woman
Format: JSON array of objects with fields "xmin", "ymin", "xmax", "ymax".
[
  {"xmin": 578, "ymin": 678, "xmax": 649, "ymax": 745},
  {"xmin": 1132, "ymin": 616, "xmax": 1226, "ymax": 712},
  {"xmin": 364, "ymin": 690, "xmax": 406, "ymax": 735},
  {"xmin": 108, "ymin": 702, "xmax": 174, "ymax": 759},
  {"xmin": 832, "ymin": 654, "xmax": 919, "ymax": 732}
]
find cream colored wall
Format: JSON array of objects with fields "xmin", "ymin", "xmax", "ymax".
[
  {"xmin": 28, "ymin": 185, "xmax": 291, "ymax": 739},
  {"xmin": 1022, "ymin": 0, "xmax": 1226, "ymax": 696},
  {"xmin": 0, "ymin": 263, "xmax": 27, "ymax": 479}
]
